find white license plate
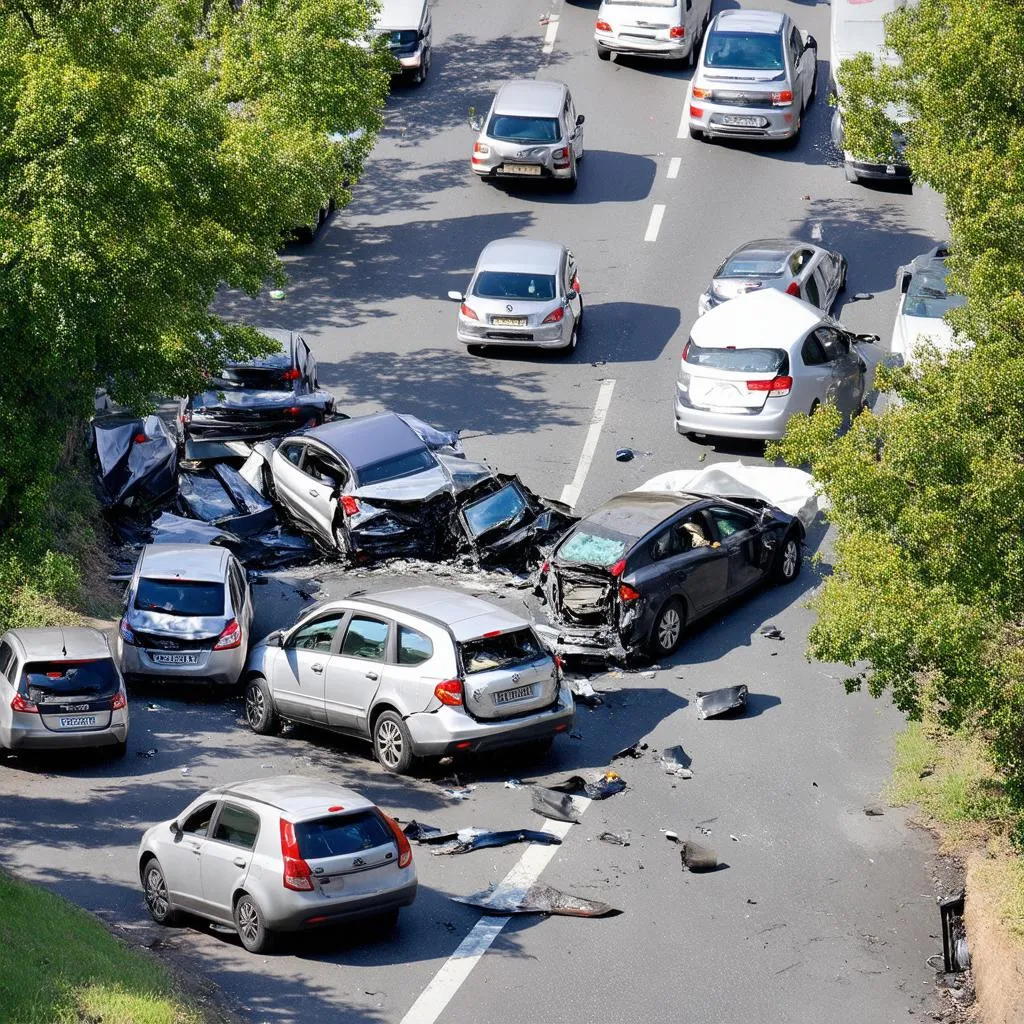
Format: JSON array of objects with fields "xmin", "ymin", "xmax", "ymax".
[
  {"xmin": 885, "ymin": 164, "xmax": 897, "ymax": 175},
  {"xmin": 59, "ymin": 716, "xmax": 97, "ymax": 728},
  {"xmin": 720, "ymin": 115, "xmax": 764, "ymax": 128},
  {"xmin": 151, "ymin": 652, "xmax": 200, "ymax": 665},
  {"xmin": 491, "ymin": 317, "xmax": 527, "ymax": 327},
  {"xmin": 494, "ymin": 684, "xmax": 535, "ymax": 705},
  {"xmin": 501, "ymin": 164, "xmax": 542, "ymax": 176}
]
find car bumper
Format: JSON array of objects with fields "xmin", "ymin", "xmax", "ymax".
[
  {"xmin": 404, "ymin": 684, "xmax": 575, "ymax": 756},
  {"xmin": 845, "ymin": 156, "xmax": 912, "ymax": 181},
  {"xmin": 471, "ymin": 159, "xmax": 574, "ymax": 181},
  {"xmin": 117, "ymin": 639, "xmax": 246, "ymax": 686},
  {"xmin": 4, "ymin": 713, "xmax": 129, "ymax": 751},
  {"xmin": 690, "ymin": 101, "xmax": 799, "ymax": 140},
  {"xmin": 268, "ymin": 878, "xmax": 418, "ymax": 932},
  {"xmin": 456, "ymin": 318, "xmax": 572, "ymax": 348},
  {"xmin": 674, "ymin": 390, "xmax": 793, "ymax": 440},
  {"xmin": 594, "ymin": 34, "xmax": 690, "ymax": 59}
]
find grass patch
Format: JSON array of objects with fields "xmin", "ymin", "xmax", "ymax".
[
  {"xmin": 0, "ymin": 870, "xmax": 204, "ymax": 1024},
  {"xmin": 971, "ymin": 856, "xmax": 1024, "ymax": 945}
]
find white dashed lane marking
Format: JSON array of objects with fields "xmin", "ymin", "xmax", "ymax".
[
  {"xmin": 541, "ymin": 14, "xmax": 560, "ymax": 54},
  {"xmin": 667, "ymin": 157, "xmax": 682, "ymax": 179},
  {"xmin": 644, "ymin": 204, "xmax": 666, "ymax": 242},
  {"xmin": 560, "ymin": 379, "xmax": 616, "ymax": 509}
]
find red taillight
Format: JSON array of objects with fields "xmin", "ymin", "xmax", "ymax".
[
  {"xmin": 785, "ymin": 281, "xmax": 800, "ymax": 296},
  {"xmin": 482, "ymin": 629, "xmax": 502, "ymax": 638},
  {"xmin": 669, "ymin": 25, "xmax": 685, "ymax": 38},
  {"xmin": 609, "ymin": 558, "xmax": 626, "ymax": 578},
  {"xmin": 770, "ymin": 89, "xmax": 794, "ymax": 106},
  {"xmin": 542, "ymin": 306, "xmax": 565, "ymax": 324},
  {"xmin": 554, "ymin": 655, "xmax": 564, "ymax": 677},
  {"xmin": 279, "ymin": 819, "xmax": 315, "ymax": 891},
  {"xmin": 692, "ymin": 87, "xmax": 712, "ymax": 100},
  {"xmin": 111, "ymin": 689, "xmax": 127, "ymax": 711},
  {"xmin": 460, "ymin": 303, "xmax": 479, "ymax": 321},
  {"xmin": 380, "ymin": 812, "xmax": 414, "ymax": 869},
  {"xmin": 281, "ymin": 367, "xmax": 301, "ymax": 381},
  {"xmin": 689, "ymin": 105, "xmax": 703, "ymax": 117},
  {"xmin": 328, "ymin": 805, "xmax": 344, "ymax": 812},
  {"xmin": 541, "ymin": 560, "xmax": 550, "ymax": 575},
  {"xmin": 618, "ymin": 583, "xmax": 641, "ymax": 602},
  {"xmin": 434, "ymin": 679, "xmax": 463, "ymax": 706},
  {"xmin": 473, "ymin": 141, "xmax": 489, "ymax": 154},
  {"xmin": 682, "ymin": 340, "xmax": 691, "ymax": 362},
  {"xmin": 595, "ymin": 19, "xmax": 611, "ymax": 31},
  {"xmin": 213, "ymin": 618, "xmax": 241, "ymax": 650},
  {"xmin": 571, "ymin": 275, "xmax": 581, "ymax": 294},
  {"xmin": 339, "ymin": 494, "xmax": 360, "ymax": 516},
  {"xmin": 11, "ymin": 693, "xmax": 38, "ymax": 714},
  {"xmin": 133, "ymin": 433, "xmax": 147, "ymax": 444},
  {"xmin": 118, "ymin": 617, "xmax": 136, "ymax": 646},
  {"xmin": 746, "ymin": 375, "xmax": 793, "ymax": 397},
  {"xmin": 552, "ymin": 147, "xmax": 569, "ymax": 160}
]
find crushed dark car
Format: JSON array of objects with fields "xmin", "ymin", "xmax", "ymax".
[
  {"xmin": 179, "ymin": 329, "xmax": 337, "ymax": 447},
  {"xmin": 93, "ymin": 414, "xmax": 178, "ymax": 512}
]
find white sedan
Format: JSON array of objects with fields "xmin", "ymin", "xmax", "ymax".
[{"xmin": 890, "ymin": 245, "xmax": 967, "ymax": 367}]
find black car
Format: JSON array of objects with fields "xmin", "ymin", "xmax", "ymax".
[
  {"xmin": 180, "ymin": 329, "xmax": 336, "ymax": 445},
  {"xmin": 540, "ymin": 490, "xmax": 803, "ymax": 660}
]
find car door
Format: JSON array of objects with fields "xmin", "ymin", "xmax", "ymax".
[
  {"xmin": 564, "ymin": 252, "xmax": 582, "ymax": 325},
  {"xmin": 706, "ymin": 506, "xmax": 764, "ymax": 596},
  {"xmin": 0, "ymin": 640, "xmax": 17, "ymax": 746},
  {"xmin": 566, "ymin": 92, "xmax": 584, "ymax": 158},
  {"xmin": 810, "ymin": 264, "xmax": 832, "ymax": 312},
  {"xmin": 802, "ymin": 267, "xmax": 822, "ymax": 310},
  {"xmin": 790, "ymin": 24, "xmax": 812, "ymax": 105},
  {"xmin": 655, "ymin": 512, "xmax": 729, "ymax": 618},
  {"xmin": 227, "ymin": 560, "xmax": 252, "ymax": 641},
  {"xmin": 798, "ymin": 332, "xmax": 835, "ymax": 410},
  {"xmin": 816, "ymin": 326, "xmax": 862, "ymax": 416},
  {"xmin": 272, "ymin": 440, "xmax": 309, "ymax": 519},
  {"xmin": 161, "ymin": 800, "xmax": 217, "ymax": 913},
  {"xmin": 297, "ymin": 448, "xmax": 348, "ymax": 543},
  {"xmin": 273, "ymin": 612, "xmax": 345, "ymax": 724},
  {"xmin": 200, "ymin": 801, "xmax": 260, "ymax": 922},
  {"xmin": 323, "ymin": 615, "xmax": 390, "ymax": 731}
]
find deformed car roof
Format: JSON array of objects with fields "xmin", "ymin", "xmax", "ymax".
[
  {"xmin": 575, "ymin": 491, "xmax": 700, "ymax": 538},
  {"xmin": 212, "ymin": 776, "xmax": 376, "ymax": 817},
  {"xmin": 306, "ymin": 412, "xmax": 428, "ymax": 470},
  {"xmin": 139, "ymin": 543, "xmax": 232, "ymax": 582},
  {"xmin": 493, "ymin": 79, "xmax": 567, "ymax": 118},
  {"xmin": 477, "ymin": 238, "xmax": 564, "ymax": 275},
  {"xmin": 5, "ymin": 626, "xmax": 112, "ymax": 662},
  {"xmin": 690, "ymin": 288, "xmax": 823, "ymax": 347}
]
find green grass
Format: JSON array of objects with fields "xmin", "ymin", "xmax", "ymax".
[{"xmin": 0, "ymin": 871, "xmax": 205, "ymax": 1024}]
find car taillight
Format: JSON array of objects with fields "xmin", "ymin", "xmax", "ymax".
[
  {"xmin": 552, "ymin": 147, "xmax": 569, "ymax": 160},
  {"xmin": 133, "ymin": 433, "xmax": 148, "ymax": 444},
  {"xmin": 287, "ymin": 406, "xmax": 302, "ymax": 416},
  {"xmin": 541, "ymin": 560, "xmax": 550, "ymax": 575},
  {"xmin": 434, "ymin": 679, "xmax": 463, "ymax": 706},
  {"xmin": 571, "ymin": 274, "xmax": 581, "ymax": 294},
  {"xmin": 542, "ymin": 306, "xmax": 565, "ymax": 324},
  {"xmin": 669, "ymin": 25, "xmax": 685, "ymax": 38},
  {"xmin": 770, "ymin": 90, "xmax": 794, "ymax": 106},
  {"xmin": 11, "ymin": 693, "xmax": 38, "ymax": 714},
  {"xmin": 339, "ymin": 495, "xmax": 360, "ymax": 516},
  {"xmin": 619, "ymin": 583, "xmax": 641, "ymax": 602},
  {"xmin": 554, "ymin": 654, "xmax": 564, "ymax": 679},
  {"xmin": 279, "ymin": 819, "xmax": 314, "ymax": 891},
  {"xmin": 747, "ymin": 375, "xmax": 793, "ymax": 397},
  {"xmin": 689, "ymin": 105, "xmax": 703, "ymax": 117},
  {"xmin": 380, "ymin": 812, "xmax": 414, "ymax": 869},
  {"xmin": 692, "ymin": 87, "xmax": 712, "ymax": 100},
  {"xmin": 118, "ymin": 617, "xmax": 136, "ymax": 646},
  {"xmin": 281, "ymin": 367, "xmax": 301, "ymax": 381},
  {"xmin": 214, "ymin": 619, "xmax": 242, "ymax": 650},
  {"xmin": 460, "ymin": 303, "xmax": 479, "ymax": 321},
  {"xmin": 595, "ymin": 19, "xmax": 611, "ymax": 31},
  {"xmin": 682, "ymin": 340, "xmax": 691, "ymax": 362},
  {"xmin": 609, "ymin": 558, "xmax": 626, "ymax": 578},
  {"xmin": 473, "ymin": 142, "xmax": 489, "ymax": 155},
  {"xmin": 111, "ymin": 689, "xmax": 127, "ymax": 711},
  {"xmin": 785, "ymin": 281, "xmax": 800, "ymax": 296}
]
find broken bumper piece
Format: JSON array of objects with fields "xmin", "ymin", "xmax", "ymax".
[
  {"xmin": 695, "ymin": 684, "xmax": 749, "ymax": 719},
  {"xmin": 453, "ymin": 882, "xmax": 621, "ymax": 918},
  {"xmin": 534, "ymin": 622, "xmax": 629, "ymax": 662}
]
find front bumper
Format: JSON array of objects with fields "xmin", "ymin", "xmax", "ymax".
[
  {"xmin": 392, "ymin": 47, "xmax": 424, "ymax": 73},
  {"xmin": 594, "ymin": 33, "xmax": 690, "ymax": 59},
  {"xmin": 268, "ymin": 878, "xmax": 418, "ymax": 932},
  {"xmin": 471, "ymin": 156, "xmax": 574, "ymax": 181},
  {"xmin": 404, "ymin": 683, "xmax": 575, "ymax": 756},
  {"xmin": 675, "ymin": 388, "xmax": 793, "ymax": 440},
  {"xmin": 117, "ymin": 638, "xmax": 246, "ymax": 686},
  {"xmin": 845, "ymin": 156, "xmax": 912, "ymax": 182},
  {"xmin": 456, "ymin": 317, "xmax": 571, "ymax": 349},
  {"xmin": 4, "ymin": 711, "xmax": 129, "ymax": 751},
  {"xmin": 690, "ymin": 100, "xmax": 799, "ymax": 140}
]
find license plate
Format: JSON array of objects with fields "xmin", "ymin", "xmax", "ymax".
[
  {"xmin": 501, "ymin": 164, "xmax": 542, "ymax": 176},
  {"xmin": 59, "ymin": 716, "xmax": 97, "ymax": 728},
  {"xmin": 151, "ymin": 652, "xmax": 199, "ymax": 665},
  {"xmin": 720, "ymin": 115, "xmax": 765, "ymax": 128},
  {"xmin": 491, "ymin": 317, "xmax": 527, "ymax": 327},
  {"xmin": 494, "ymin": 684, "xmax": 535, "ymax": 705},
  {"xmin": 885, "ymin": 164, "xmax": 896, "ymax": 175}
]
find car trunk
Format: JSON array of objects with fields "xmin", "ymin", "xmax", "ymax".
[
  {"xmin": 548, "ymin": 564, "xmax": 618, "ymax": 626},
  {"xmin": 22, "ymin": 659, "xmax": 119, "ymax": 733},
  {"xmin": 683, "ymin": 366, "xmax": 773, "ymax": 410},
  {"xmin": 295, "ymin": 810, "xmax": 404, "ymax": 898},
  {"xmin": 130, "ymin": 579, "xmax": 228, "ymax": 665},
  {"xmin": 457, "ymin": 628, "xmax": 557, "ymax": 720},
  {"xmin": 606, "ymin": 3, "xmax": 679, "ymax": 40}
]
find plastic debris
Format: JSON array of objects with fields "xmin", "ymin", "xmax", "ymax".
[
  {"xmin": 504, "ymin": 779, "xmax": 524, "ymax": 790},
  {"xmin": 680, "ymin": 841, "xmax": 718, "ymax": 872},
  {"xmin": 269, "ymin": 289, "xmax": 286, "ymax": 300},
  {"xmin": 180, "ymin": 767, "xmax": 190, "ymax": 776},
  {"xmin": 598, "ymin": 830, "xmax": 631, "ymax": 847},
  {"xmin": 432, "ymin": 828, "xmax": 562, "ymax": 856},
  {"xmin": 569, "ymin": 677, "xmax": 604, "ymax": 708},
  {"xmin": 611, "ymin": 741, "xmax": 648, "ymax": 761},
  {"xmin": 145, "ymin": 703, "xmax": 166, "ymax": 712},
  {"xmin": 531, "ymin": 787, "xmax": 581, "ymax": 824},
  {"xmin": 615, "ymin": 448, "xmax": 635, "ymax": 463},
  {"xmin": 695, "ymin": 685, "xmax": 748, "ymax": 720},
  {"xmin": 442, "ymin": 786, "xmax": 477, "ymax": 801},
  {"xmin": 402, "ymin": 821, "xmax": 458, "ymax": 845},
  {"xmin": 548, "ymin": 770, "xmax": 626, "ymax": 801},
  {"xmin": 759, "ymin": 624, "xmax": 785, "ymax": 641},
  {"xmin": 730, "ymin": 834, "xmax": 740, "ymax": 842},
  {"xmin": 453, "ymin": 882, "xmax": 620, "ymax": 918},
  {"xmin": 662, "ymin": 829, "xmax": 680, "ymax": 843},
  {"xmin": 137, "ymin": 748, "xmax": 158, "ymax": 759},
  {"xmin": 660, "ymin": 745, "xmax": 692, "ymax": 776}
]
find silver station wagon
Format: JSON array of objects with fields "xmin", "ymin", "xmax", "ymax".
[{"xmin": 242, "ymin": 586, "xmax": 574, "ymax": 773}]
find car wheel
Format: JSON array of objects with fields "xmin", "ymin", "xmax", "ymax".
[
  {"xmin": 649, "ymin": 598, "xmax": 685, "ymax": 658},
  {"xmin": 373, "ymin": 710, "xmax": 417, "ymax": 775},
  {"xmin": 563, "ymin": 159, "xmax": 578, "ymax": 193},
  {"xmin": 142, "ymin": 858, "xmax": 179, "ymax": 926},
  {"xmin": 234, "ymin": 892, "xmax": 275, "ymax": 954},
  {"xmin": 689, "ymin": 125, "xmax": 705, "ymax": 141},
  {"xmin": 565, "ymin": 322, "xmax": 579, "ymax": 353},
  {"xmin": 245, "ymin": 676, "xmax": 280, "ymax": 736},
  {"xmin": 772, "ymin": 531, "xmax": 802, "ymax": 584},
  {"xmin": 596, "ymin": 45, "xmax": 611, "ymax": 61},
  {"xmin": 844, "ymin": 163, "xmax": 859, "ymax": 184}
]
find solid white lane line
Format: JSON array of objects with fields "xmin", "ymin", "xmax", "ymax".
[
  {"xmin": 644, "ymin": 204, "xmax": 666, "ymax": 242},
  {"xmin": 559, "ymin": 378, "xmax": 616, "ymax": 509},
  {"xmin": 399, "ymin": 809, "xmax": 588, "ymax": 1024},
  {"xmin": 677, "ymin": 106, "xmax": 689, "ymax": 138},
  {"xmin": 667, "ymin": 157, "xmax": 682, "ymax": 179},
  {"xmin": 542, "ymin": 15, "xmax": 560, "ymax": 54},
  {"xmin": 811, "ymin": 221, "xmax": 823, "ymax": 241}
]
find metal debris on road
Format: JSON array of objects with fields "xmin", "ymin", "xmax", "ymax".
[
  {"xmin": 145, "ymin": 703, "xmax": 166, "ymax": 712},
  {"xmin": 615, "ymin": 448, "xmax": 635, "ymax": 462},
  {"xmin": 661, "ymin": 829, "xmax": 680, "ymax": 843},
  {"xmin": 680, "ymin": 841, "xmax": 719, "ymax": 872},
  {"xmin": 402, "ymin": 821, "xmax": 458, "ymax": 844},
  {"xmin": 660, "ymin": 745, "xmax": 692, "ymax": 776},
  {"xmin": 442, "ymin": 786, "xmax": 477, "ymax": 801},
  {"xmin": 569, "ymin": 677, "xmax": 604, "ymax": 708},
  {"xmin": 453, "ymin": 882, "xmax": 620, "ymax": 918},
  {"xmin": 599, "ymin": 830, "xmax": 631, "ymax": 847},
  {"xmin": 549, "ymin": 770, "xmax": 626, "ymax": 801},
  {"xmin": 759, "ymin": 624, "xmax": 785, "ymax": 640},
  {"xmin": 695, "ymin": 685, "xmax": 749, "ymax": 719},
  {"xmin": 611, "ymin": 741, "xmax": 648, "ymax": 760},
  {"xmin": 531, "ymin": 786, "xmax": 582, "ymax": 824},
  {"xmin": 432, "ymin": 828, "xmax": 562, "ymax": 856}
]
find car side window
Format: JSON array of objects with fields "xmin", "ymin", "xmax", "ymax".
[
  {"xmin": 801, "ymin": 335, "xmax": 828, "ymax": 366},
  {"xmin": 804, "ymin": 273, "xmax": 821, "ymax": 308},
  {"xmin": 814, "ymin": 326, "xmax": 846, "ymax": 361},
  {"xmin": 211, "ymin": 803, "xmax": 260, "ymax": 850},
  {"xmin": 650, "ymin": 528, "xmax": 681, "ymax": 561},
  {"xmin": 0, "ymin": 641, "xmax": 14, "ymax": 682},
  {"xmin": 280, "ymin": 442, "xmax": 303, "ymax": 467},
  {"xmin": 227, "ymin": 568, "xmax": 242, "ymax": 613},
  {"xmin": 789, "ymin": 249, "xmax": 812, "ymax": 275},
  {"xmin": 397, "ymin": 625, "xmax": 433, "ymax": 666},
  {"xmin": 709, "ymin": 507, "xmax": 755, "ymax": 538},
  {"xmin": 340, "ymin": 617, "xmax": 389, "ymax": 661},
  {"xmin": 675, "ymin": 515, "xmax": 712, "ymax": 550},
  {"xmin": 303, "ymin": 452, "xmax": 345, "ymax": 488},
  {"xmin": 181, "ymin": 802, "xmax": 217, "ymax": 837},
  {"xmin": 790, "ymin": 27, "xmax": 802, "ymax": 63},
  {"xmin": 288, "ymin": 614, "xmax": 345, "ymax": 653}
]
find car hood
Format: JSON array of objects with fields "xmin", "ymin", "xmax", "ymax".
[
  {"xmin": 892, "ymin": 314, "xmax": 957, "ymax": 360},
  {"xmin": 126, "ymin": 609, "xmax": 227, "ymax": 638},
  {"xmin": 352, "ymin": 456, "xmax": 497, "ymax": 504}
]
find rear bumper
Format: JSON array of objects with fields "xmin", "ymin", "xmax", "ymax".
[
  {"xmin": 690, "ymin": 101, "xmax": 799, "ymax": 140},
  {"xmin": 471, "ymin": 160, "xmax": 574, "ymax": 181},
  {"xmin": 269, "ymin": 878, "xmax": 418, "ymax": 932},
  {"xmin": 675, "ymin": 389, "xmax": 793, "ymax": 441},
  {"xmin": 404, "ymin": 684, "xmax": 575, "ymax": 756},
  {"xmin": 595, "ymin": 34, "xmax": 691, "ymax": 59},
  {"xmin": 117, "ymin": 639, "xmax": 246, "ymax": 686},
  {"xmin": 4, "ymin": 714, "xmax": 128, "ymax": 751}
]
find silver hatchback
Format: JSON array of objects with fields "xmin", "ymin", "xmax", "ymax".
[
  {"xmin": 471, "ymin": 79, "xmax": 585, "ymax": 190},
  {"xmin": 448, "ymin": 238, "xmax": 583, "ymax": 352},
  {"xmin": 138, "ymin": 776, "xmax": 416, "ymax": 953}
]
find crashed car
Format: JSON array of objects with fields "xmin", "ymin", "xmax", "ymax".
[
  {"xmin": 93, "ymin": 414, "xmax": 178, "ymax": 512},
  {"xmin": 538, "ymin": 464, "xmax": 819, "ymax": 660},
  {"xmin": 179, "ymin": 329, "xmax": 337, "ymax": 446}
]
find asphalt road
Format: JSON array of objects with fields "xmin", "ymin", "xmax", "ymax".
[{"xmin": 0, "ymin": 0, "xmax": 954, "ymax": 1022}]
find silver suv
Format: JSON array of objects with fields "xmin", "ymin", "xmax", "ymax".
[
  {"xmin": 242, "ymin": 586, "xmax": 574, "ymax": 773},
  {"xmin": 471, "ymin": 79, "xmax": 585, "ymax": 191},
  {"xmin": 138, "ymin": 776, "xmax": 416, "ymax": 952}
]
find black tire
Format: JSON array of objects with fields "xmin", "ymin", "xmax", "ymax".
[
  {"xmin": 373, "ymin": 710, "xmax": 417, "ymax": 775},
  {"xmin": 844, "ymin": 162, "xmax": 859, "ymax": 184},
  {"xmin": 111, "ymin": 739, "xmax": 128, "ymax": 760},
  {"xmin": 596, "ymin": 45, "xmax": 611, "ymax": 61},
  {"xmin": 689, "ymin": 125, "xmax": 704, "ymax": 141},
  {"xmin": 838, "ymin": 257, "xmax": 848, "ymax": 292},
  {"xmin": 565, "ymin": 321, "xmax": 579, "ymax": 353},
  {"xmin": 234, "ymin": 892, "xmax": 275, "ymax": 954},
  {"xmin": 142, "ymin": 858, "xmax": 179, "ymax": 926},
  {"xmin": 649, "ymin": 598, "xmax": 685, "ymax": 658},
  {"xmin": 772, "ymin": 531, "xmax": 802, "ymax": 584},
  {"xmin": 245, "ymin": 676, "xmax": 280, "ymax": 736},
  {"xmin": 562, "ymin": 159, "xmax": 578, "ymax": 193},
  {"xmin": 467, "ymin": 344, "xmax": 487, "ymax": 356}
]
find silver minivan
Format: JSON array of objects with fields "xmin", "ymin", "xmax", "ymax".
[
  {"xmin": 471, "ymin": 79, "xmax": 585, "ymax": 191},
  {"xmin": 242, "ymin": 586, "xmax": 575, "ymax": 773},
  {"xmin": 595, "ymin": 0, "xmax": 713, "ymax": 65},
  {"xmin": 378, "ymin": 0, "xmax": 432, "ymax": 85}
]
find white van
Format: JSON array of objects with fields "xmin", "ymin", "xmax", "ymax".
[
  {"xmin": 378, "ymin": 0, "xmax": 433, "ymax": 85},
  {"xmin": 594, "ymin": 0, "xmax": 713, "ymax": 65}
]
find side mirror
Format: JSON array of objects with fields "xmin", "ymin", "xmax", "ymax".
[
  {"xmin": 447, "ymin": 290, "xmax": 464, "ymax": 302},
  {"xmin": 266, "ymin": 630, "xmax": 283, "ymax": 648},
  {"xmin": 169, "ymin": 821, "xmax": 180, "ymax": 835},
  {"xmin": 576, "ymin": 113, "xmax": 585, "ymax": 126},
  {"xmin": 805, "ymin": 34, "xmax": 817, "ymax": 51}
]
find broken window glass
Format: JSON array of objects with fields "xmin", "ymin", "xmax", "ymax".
[
  {"xmin": 557, "ymin": 530, "xmax": 628, "ymax": 568},
  {"xmin": 460, "ymin": 629, "xmax": 544, "ymax": 673}
]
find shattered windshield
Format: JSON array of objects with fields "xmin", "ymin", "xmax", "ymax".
[
  {"xmin": 557, "ymin": 527, "xmax": 631, "ymax": 568},
  {"xmin": 462, "ymin": 482, "xmax": 529, "ymax": 538},
  {"xmin": 460, "ymin": 629, "xmax": 545, "ymax": 673},
  {"xmin": 904, "ymin": 265, "xmax": 966, "ymax": 319}
]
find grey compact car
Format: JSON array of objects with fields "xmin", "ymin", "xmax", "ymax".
[
  {"xmin": 687, "ymin": 9, "xmax": 817, "ymax": 143},
  {"xmin": 0, "ymin": 627, "xmax": 129, "ymax": 755},
  {"xmin": 471, "ymin": 79, "xmax": 585, "ymax": 190},
  {"xmin": 242, "ymin": 586, "xmax": 574, "ymax": 774},
  {"xmin": 698, "ymin": 239, "xmax": 847, "ymax": 316},
  {"xmin": 594, "ymin": 0, "xmax": 713, "ymax": 64},
  {"xmin": 115, "ymin": 544, "xmax": 254, "ymax": 686},
  {"xmin": 447, "ymin": 238, "xmax": 583, "ymax": 352},
  {"xmin": 138, "ymin": 776, "xmax": 416, "ymax": 952}
]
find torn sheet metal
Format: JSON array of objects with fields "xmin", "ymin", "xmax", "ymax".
[
  {"xmin": 402, "ymin": 820, "xmax": 459, "ymax": 844},
  {"xmin": 681, "ymin": 841, "xmax": 719, "ymax": 872},
  {"xmin": 93, "ymin": 414, "xmax": 177, "ymax": 510},
  {"xmin": 696, "ymin": 685, "xmax": 749, "ymax": 719},
  {"xmin": 548, "ymin": 771, "xmax": 626, "ymax": 800},
  {"xmin": 599, "ymin": 830, "xmax": 631, "ymax": 846},
  {"xmin": 177, "ymin": 463, "xmax": 276, "ymax": 536},
  {"xmin": 661, "ymin": 745, "xmax": 693, "ymax": 777},
  {"xmin": 531, "ymin": 786, "xmax": 581, "ymax": 823},
  {"xmin": 431, "ymin": 828, "xmax": 562, "ymax": 855},
  {"xmin": 634, "ymin": 462, "xmax": 825, "ymax": 529},
  {"xmin": 453, "ymin": 882, "xmax": 620, "ymax": 918}
]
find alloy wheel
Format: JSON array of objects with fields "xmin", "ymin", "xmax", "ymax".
[
  {"xmin": 236, "ymin": 897, "xmax": 260, "ymax": 946},
  {"xmin": 145, "ymin": 866, "xmax": 169, "ymax": 918},
  {"xmin": 245, "ymin": 684, "xmax": 265, "ymax": 727},
  {"xmin": 658, "ymin": 608, "xmax": 681, "ymax": 650},
  {"xmin": 376, "ymin": 719, "xmax": 403, "ymax": 770},
  {"xmin": 782, "ymin": 539, "xmax": 799, "ymax": 579}
]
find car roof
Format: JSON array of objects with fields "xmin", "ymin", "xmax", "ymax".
[
  {"xmin": 211, "ymin": 776, "xmax": 375, "ymax": 818},
  {"xmin": 4, "ymin": 626, "xmax": 111, "ymax": 661},
  {"xmin": 140, "ymin": 544, "xmax": 231, "ymax": 582},
  {"xmin": 713, "ymin": 9, "xmax": 786, "ymax": 34},
  {"xmin": 477, "ymin": 238, "xmax": 564, "ymax": 275},
  {"xmin": 575, "ymin": 491, "xmax": 700, "ymax": 540},
  {"xmin": 304, "ymin": 412, "xmax": 427, "ymax": 469},
  {"xmin": 727, "ymin": 238, "xmax": 801, "ymax": 259},
  {"xmin": 493, "ymin": 79, "xmax": 566, "ymax": 117},
  {"xmin": 690, "ymin": 288, "xmax": 823, "ymax": 346},
  {"xmin": 376, "ymin": 0, "xmax": 425, "ymax": 30}
]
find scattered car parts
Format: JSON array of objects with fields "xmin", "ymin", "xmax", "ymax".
[
  {"xmin": 453, "ymin": 882, "xmax": 619, "ymax": 918},
  {"xmin": 695, "ymin": 684, "xmax": 749, "ymax": 719}
]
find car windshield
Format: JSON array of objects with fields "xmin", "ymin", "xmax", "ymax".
[
  {"xmin": 389, "ymin": 29, "xmax": 418, "ymax": 45},
  {"xmin": 904, "ymin": 266, "xmax": 966, "ymax": 319},
  {"xmin": 355, "ymin": 447, "xmax": 436, "ymax": 486},
  {"xmin": 684, "ymin": 341, "xmax": 788, "ymax": 374},
  {"xmin": 460, "ymin": 628, "xmax": 544, "ymax": 674},
  {"xmin": 704, "ymin": 31, "xmax": 785, "ymax": 70},
  {"xmin": 474, "ymin": 271, "xmax": 557, "ymax": 301},
  {"xmin": 557, "ymin": 526, "xmax": 633, "ymax": 568},
  {"xmin": 294, "ymin": 811, "xmax": 393, "ymax": 858},
  {"xmin": 462, "ymin": 482, "xmax": 529, "ymax": 539},
  {"xmin": 215, "ymin": 365, "xmax": 295, "ymax": 391},
  {"xmin": 21, "ymin": 659, "xmax": 120, "ymax": 699},
  {"xmin": 719, "ymin": 251, "xmax": 787, "ymax": 278},
  {"xmin": 487, "ymin": 115, "xmax": 560, "ymax": 143},
  {"xmin": 135, "ymin": 578, "xmax": 225, "ymax": 616}
]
